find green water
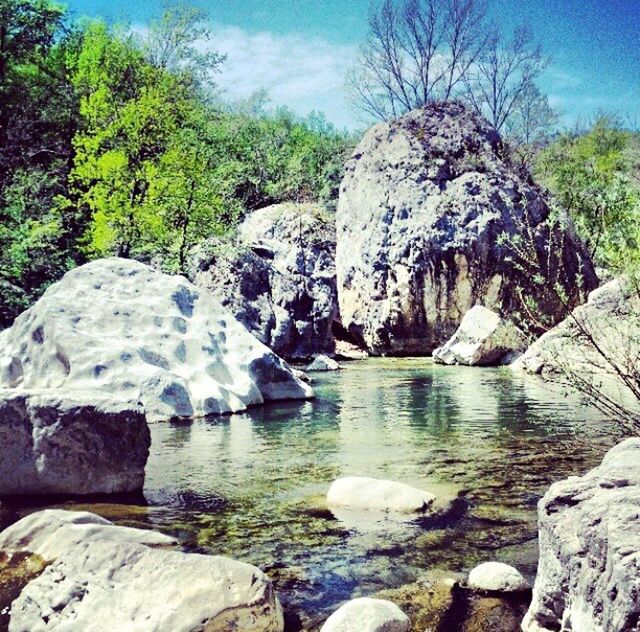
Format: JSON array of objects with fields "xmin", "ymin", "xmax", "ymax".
[{"xmin": 0, "ymin": 359, "xmax": 625, "ymax": 628}]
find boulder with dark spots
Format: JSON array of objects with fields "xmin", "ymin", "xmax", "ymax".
[
  {"xmin": 190, "ymin": 203, "xmax": 340, "ymax": 360},
  {"xmin": 336, "ymin": 101, "xmax": 596, "ymax": 355},
  {"xmin": 0, "ymin": 258, "xmax": 312, "ymax": 422}
]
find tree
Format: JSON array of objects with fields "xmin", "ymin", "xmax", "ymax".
[
  {"xmin": 348, "ymin": 0, "xmax": 489, "ymax": 120},
  {"xmin": 142, "ymin": 3, "xmax": 225, "ymax": 90},
  {"xmin": 504, "ymin": 83, "xmax": 559, "ymax": 168},
  {"xmin": 463, "ymin": 24, "xmax": 548, "ymax": 132}
]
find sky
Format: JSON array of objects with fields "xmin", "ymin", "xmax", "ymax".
[{"xmin": 63, "ymin": 0, "xmax": 640, "ymax": 130}]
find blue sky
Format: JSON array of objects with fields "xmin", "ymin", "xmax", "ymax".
[{"xmin": 64, "ymin": 0, "xmax": 640, "ymax": 130}]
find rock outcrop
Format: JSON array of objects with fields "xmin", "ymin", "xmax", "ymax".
[
  {"xmin": 320, "ymin": 597, "xmax": 410, "ymax": 632},
  {"xmin": 306, "ymin": 355, "xmax": 340, "ymax": 372},
  {"xmin": 191, "ymin": 203, "xmax": 339, "ymax": 360},
  {"xmin": 515, "ymin": 278, "xmax": 640, "ymax": 378},
  {"xmin": 2, "ymin": 510, "xmax": 284, "ymax": 632},
  {"xmin": 467, "ymin": 562, "xmax": 530, "ymax": 593},
  {"xmin": 327, "ymin": 476, "xmax": 436, "ymax": 513},
  {"xmin": 523, "ymin": 439, "xmax": 640, "ymax": 632},
  {"xmin": 336, "ymin": 101, "xmax": 597, "ymax": 355},
  {"xmin": 0, "ymin": 393, "xmax": 149, "ymax": 495},
  {"xmin": 433, "ymin": 305, "xmax": 527, "ymax": 366},
  {"xmin": 0, "ymin": 258, "xmax": 312, "ymax": 422}
]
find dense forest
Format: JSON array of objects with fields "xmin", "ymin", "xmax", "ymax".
[{"xmin": 1, "ymin": 0, "xmax": 639, "ymax": 328}]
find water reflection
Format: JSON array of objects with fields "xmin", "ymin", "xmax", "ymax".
[{"xmin": 0, "ymin": 358, "xmax": 627, "ymax": 627}]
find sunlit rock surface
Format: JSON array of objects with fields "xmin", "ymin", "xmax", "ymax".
[
  {"xmin": 336, "ymin": 101, "xmax": 596, "ymax": 355},
  {"xmin": 0, "ymin": 258, "xmax": 312, "ymax": 422},
  {"xmin": 191, "ymin": 203, "xmax": 339, "ymax": 360},
  {"xmin": 0, "ymin": 392, "xmax": 149, "ymax": 495},
  {"xmin": 320, "ymin": 597, "xmax": 410, "ymax": 632},
  {"xmin": 327, "ymin": 476, "xmax": 436, "ymax": 513},
  {"xmin": 433, "ymin": 305, "xmax": 527, "ymax": 366},
  {"xmin": 306, "ymin": 355, "xmax": 340, "ymax": 372},
  {"xmin": 2, "ymin": 510, "xmax": 284, "ymax": 632},
  {"xmin": 467, "ymin": 561, "xmax": 530, "ymax": 593},
  {"xmin": 523, "ymin": 439, "xmax": 640, "ymax": 632}
]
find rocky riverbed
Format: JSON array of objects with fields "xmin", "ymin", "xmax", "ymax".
[{"xmin": 0, "ymin": 359, "xmax": 627, "ymax": 630}]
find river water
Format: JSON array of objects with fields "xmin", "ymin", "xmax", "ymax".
[{"xmin": 0, "ymin": 359, "xmax": 626, "ymax": 629}]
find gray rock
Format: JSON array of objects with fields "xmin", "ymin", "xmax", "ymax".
[
  {"xmin": 467, "ymin": 561, "xmax": 530, "ymax": 593},
  {"xmin": 191, "ymin": 203, "xmax": 339, "ymax": 360},
  {"xmin": 336, "ymin": 102, "xmax": 596, "ymax": 355},
  {"xmin": 3, "ymin": 510, "xmax": 284, "ymax": 632},
  {"xmin": 0, "ymin": 258, "xmax": 312, "ymax": 422},
  {"xmin": 306, "ymin": 355, "xmax": 340, "ymax": 372},
  {"xmin": 0, "ymin": 392, "xmax": 149, "ymax": 495},
  {"xmin": 320, "ymin": 597, "xmax": 410, "ymax": 632},
  {"xmin": 523, "ymin": 439, "xmax": 640, "ymax": 632},
  {"xmin": 433, "ymin": 305, "xmax": 527, "ymax": 366}
]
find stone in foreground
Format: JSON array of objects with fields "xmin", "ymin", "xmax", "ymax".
[
  {"xmin": 0, "ymin": 392, "xmax": 149, "ymax": 495},
  {"xmin": 0, "ymin": 258, "xmax": 312, "ymax": 422},
  {"xmin": 306, "ymin": 355, "xmax": 340, "ymax": 372},
  {"xmin": 0, "ymin": 510, "xmax": 176, "ymax": 560},
  {"xmin": 9, "ymin": 541, "xmax": 284, "ymax": 632},
  {"xmin": 433, "ymin": 306, "xmax": 527, "ymax": 366},
  {"xmin": 467, "ymin": 561, "xmax": 530, "ymax": 593},
  {"xmin": 320, "ymin": 597, "xmax": 410, "ymax": 632},
  {"xmin": 327, "ymin": 476, "xmax": 436, "ymax": 513},
  {"xmin": 523, "ymin": 439, "xmax": 640, "ymax": 632},
  {"xmin": 336, "ymin": 101, "xmax": 596, "ymax": 355}
]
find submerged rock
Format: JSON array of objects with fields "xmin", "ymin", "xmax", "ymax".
[
  {"xmin": 2, "ymin": 510, "xmax": 284, "ymax": 632},
  {"xmin": 336, "ymin": 101, "xmax": 596, "ymax": 355},
  {"xmin": 306, "ymin": 355, "xmax": 340, "ymax": 372},
  {"xmin": 433, "ymin": 306, "xmax": 527, "ymax": 366},
  {"xmin": 320, "ymin": 597, "xmax": 410, "ymax": 632},
  {"xmin": 191, "ymin": 203, "xmax": 339, "ymax": 360},
  {"xmin": 523, "ymin": 438, "xmax": 640, "ymax": 632},
  {"xmin": 467, "ymin": 562, "xmax": 530, "ymax": 593},
  {"xmin": 327, "ymin": 476, "xmax": 436, "ymax": 513},
  {"xmin": 0, "ymin": 392, "xmax": 149, "ymax": 495},
  {"xmin": 0, "ymin": 258, "xmax": 312, "ymax": 422},
  {"xmin": 0, "ymin": 510, "xmax": 176, "ymax": 559}
]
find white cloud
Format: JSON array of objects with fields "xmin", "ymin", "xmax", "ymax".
[{"xmin": 209, "ymin": 25, "xmax": 359, "ymax": 129}]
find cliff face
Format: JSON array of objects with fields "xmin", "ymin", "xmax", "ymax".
[{"xmin": 336, "ymin": 101, "xmax": 597, "ymax": 355}]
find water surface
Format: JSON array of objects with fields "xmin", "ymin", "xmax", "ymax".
[{"xmin": 0, "ymin": 359, "xmax": 625, "ymax": 628}]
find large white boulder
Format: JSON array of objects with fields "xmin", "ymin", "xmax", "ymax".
[
  {"xmin": 336, "ymin": 102, "xmax": 596, "ymax": 356},
  {"xmin": 327, "ymin": 476, "xmax": 436, "ymax": 513},
  {"xmin": 0, "ymin": 391, "xmax": 149, "ymax": 495},
  {"xmin": 467, "ymin": 561, "xmax": 530, "ymax": 593},
  {"xmin": 320, "ymin": 597, "xmax": 410, "ymax": 632},
  {"xmin": 523, "ymin": 439, "xmax": 640, "ymax": 631},
  {"xmin": 0, "ymin": 510, "xmax": 176, "ymax": 560},
  {"xmin": 0, "ymin": 258, "xmax": 312, "ymax": 422},
  {"xmin": 9, "ymin": 541, "xmax": 284, "ymax": 632},
  {"xmin": 2, "ymin": 510, "xmax": 284, "ymax": 632},
  {"xmin": 433, "ymin": 306, "xmax": 527, "ymax": 366}
]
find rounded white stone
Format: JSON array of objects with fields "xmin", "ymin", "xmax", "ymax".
[
  {"xmin": 468, "ymin": 561, "xmax": 530, "ymax": 592},
  {"xmin": 320, "ymin": 597, "xmax": 410, "ymax": 632}
]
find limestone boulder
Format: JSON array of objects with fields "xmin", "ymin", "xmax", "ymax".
[
  {"xmin": 0, "ymin": 510, "xmax": 176, "ymax": 559},
  {"xmin": 433, "ymin": 305, "xmax": 527, "ymax": 366},
  {"xmin": 523, "ymin": 439, "xmax": 640, "ymax": 631},
  {"xmin": 327, "ymin": 476, "xmax": 436, "ymax": 514},
  {"xmin": 191, "ymin": 203, "xmax": 339, "ymax": 360},
  {"xmin": 320, "ymin": 597, "xmax": 410, "ymax": 632},
  {"xmin": 467, "ymin": 561, "xmax": 530, "ymax": 593},
  {"xmin": 0, "ymin": 258, "xmax": 312, "ymax": 422},
  {"xmin": 0, "ymin": 392, "xmax": 149, "ymax": 495},
  {"xmin": 306, "ymin": 355, "xmax": 340, "ymax": 372},
  {"xmin": 336, "ymin": 101, "xmax": 596, "ymax": 355}
]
